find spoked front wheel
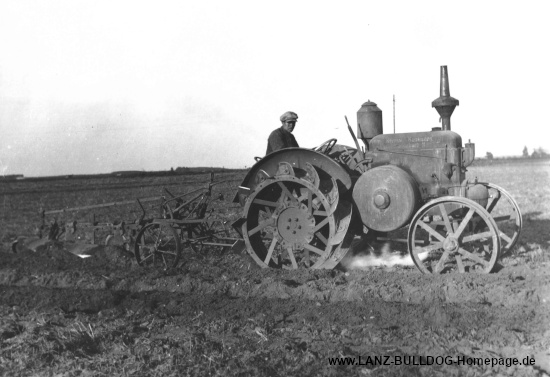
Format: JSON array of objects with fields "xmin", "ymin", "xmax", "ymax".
[
  {"xmin": 408, "ymin": 197, "xmax": 500, "ymax": 274},
  {"xmin": 134, "ymin": 222, "xmax": 181, "ymax": 269}
]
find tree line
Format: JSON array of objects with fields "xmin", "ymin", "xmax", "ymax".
[{"xmin": 485, "ymin": 146, "xmax": 548, "ymax": 160}]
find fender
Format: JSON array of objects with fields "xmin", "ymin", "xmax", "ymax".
[{"xmin": 234, "ymin": 148, "xmax": 353, "ymax": 203}]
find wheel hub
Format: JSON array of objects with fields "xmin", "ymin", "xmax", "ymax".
[
  {"xmin": 276, "ymin": 204, "xmax": 315, "ymax": 247},
  {"xmin": 373, "ymin": 190, "xmax": 390, "ymax": 209},
  {"xmin": 443, "ymin": 236, "xmax": 459, "ymax": 252}
]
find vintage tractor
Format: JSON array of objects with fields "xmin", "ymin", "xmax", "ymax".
[{"xmin": 233, "ymin": 66, "xmax": 522, "ymax": 274}]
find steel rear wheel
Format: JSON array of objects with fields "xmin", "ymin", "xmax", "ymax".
[
  {"xmin": 242, "ymin": 171, "xmax": 352, "ymax": 270},
  {"xmin": 134, "ymin": 222, "xmax": 181, "ymax": 269},
  {"xmin": 408, "ymin": 197, "xmax": 500, "ymax": 274}
]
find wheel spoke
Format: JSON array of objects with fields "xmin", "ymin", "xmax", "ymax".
[
  {"xmin": 452, "ymin": 220, "xmax": 459, "ymax": 233},
  {"xmin": 287, "ymin": 248, "xmax": 298, "ymax": 269},
  {"xmin": 144, "ymin": 227, "xmax": 156, "ymax": 239},
  {"xmin": 161, "ymin": 254, "xmax": 168, "ymax": 269},
  {"xmin": 455, "ymin": 255, "xmax": 465, "ymax": 273},
  {"xmin": 141, "ymin": 252, "xmax": 154, "ymax": 263},
  {"xmin": 434, "ymin": 250, "xmax": 450, "ymax": 274},
  {"xmin": 303, "ymin": 243, "xmax": 325, "ymax": 256},
  {"xmin": 296, "ymin": 193, "xmax": 308, "ymax": 203},
  {"xmin": 417, "ymin": 221, "xmax": 446, "ymax": 242},
  {"xmin": 308, "ymin": 189, "xmax": 313, "ymax": 214},
  {"xmin": 248, "ymin": 219, "xmax": 274, "ymax": 236},
  {"xmin": 264, "ymin": 237, "xmax": 279, "ymax": 264},
  {"xmin": 493, "ymin": 215, "xmax": 511, "ymax": 222},
  {"xmin": 253, "ymin": 198, "xmax": 279, "ymax": 208},
  {"xmin": 152, "ymin": 228, "xmax": 162, "ymax": 245},
  {"xmin": 157, "ymin": 250, "xmax": 177, "ymax": 256},
  {"xmin": 312, "ymin": 197, "xmax": 321, "ymax": 210},
  {"xmin": 458, "ymin": 247, "xmax": 489, "ymax": 267},
  {"xmin": 499, "ymin": 232, "xmax": 513, "ymax": 247},
  {"xmin": 312, "ymin": 216, "xmax": 330, "ymax": 232},
  {"xmin": 412, "ymin": 242, "xmax": 443, "ymax": 254},
  {"xmin": 461, "ymin": 230, "xmax": 494, "ymax": 243},
  {"xmin": 278, "ymin": 182, "xmax": 298, "ymax": 204},
  {"xmin": 315, "ymin": 232, "xmax": 328, "ymax": 245},
  {"xmin": 454, "ymin": 208, "xmax": 476, "ymax": 238},
  {"xmin": 158, "ymin": 237, "xmax": 176, "ymax": 249},
  {"xmin": 296, "ymin": 188, "xmax": 308, "ymax": 203},
  {"xmin": 486, "ymin": 194, "xmax": 500, "ymax": 213},
  {"xmin": 438, "ymin": 204, "xmax": 454, "ymax": 234}
]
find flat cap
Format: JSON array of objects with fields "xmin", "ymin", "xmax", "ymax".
[{"xmin": 280, "ymin": 111, "xmax": 298, "ymax": 122}]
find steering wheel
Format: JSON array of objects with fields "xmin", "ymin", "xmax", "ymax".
[{"xmin": 313, "ymin": 138, "xmax": 337, "ymax": 155}]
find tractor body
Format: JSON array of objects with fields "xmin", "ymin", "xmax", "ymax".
[{"xmin": 234, "ymin": 66, "xmax": 521, "ymax": 273}]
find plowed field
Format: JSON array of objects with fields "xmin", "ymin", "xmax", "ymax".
[{"xmin": 1, "ymin": 161, "xmax": 549, "ymax": 376}]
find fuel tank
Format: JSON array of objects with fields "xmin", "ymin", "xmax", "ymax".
[{"xmin": 357, "ymin": 100, "xmax": 383, "ymax": 147}]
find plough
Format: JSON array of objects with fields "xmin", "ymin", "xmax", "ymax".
[{"xmin": 31, "ymin": 173, "xmax": 243, "ymax": 269}]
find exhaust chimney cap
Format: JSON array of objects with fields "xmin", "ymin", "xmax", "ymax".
[
  {"xmin": 432, "ymin": 66, "xmax": 459, "ymax": 131},
  {"xmin": 432, "ymin": 65, "xmax": 459, "ymax": 108}
]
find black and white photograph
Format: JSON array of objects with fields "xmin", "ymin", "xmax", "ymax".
[{"xmin": 1, "ymin": 1, "xmax": 549, "ymax": 376}]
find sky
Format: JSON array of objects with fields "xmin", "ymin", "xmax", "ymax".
[{"xmin": 1, "ymin": 0, "xmax": 549, "ymax": 177}]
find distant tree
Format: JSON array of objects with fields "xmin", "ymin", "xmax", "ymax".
[
  {"xmin": 486, "ymin": 152, "xmax": 494, "ymax": 160},
  {"xmin": 523, "ymin": 146, "xmax": 529, "ymax": 158},
  {"xmin": 532, "ymin": 147, "xmax": 548, "ymax": 159}
]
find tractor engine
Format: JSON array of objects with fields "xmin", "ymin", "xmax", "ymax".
[{"xmin": 347, "ymin": 66, "xmax": 478, "ymax": 233}]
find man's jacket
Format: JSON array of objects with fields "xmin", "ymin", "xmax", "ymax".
[{"xmin": 266, "ymin": 127, "xmax": 299, "ymax": 155}]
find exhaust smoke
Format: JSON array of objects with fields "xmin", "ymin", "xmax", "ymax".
[{"xmin": 340, "ymin": 238, "xmax": 430, "ymax": 270}]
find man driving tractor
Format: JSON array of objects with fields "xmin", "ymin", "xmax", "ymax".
[{"xmin": 265, "ymin": 111, "xmax": 299, "ymax": 155}]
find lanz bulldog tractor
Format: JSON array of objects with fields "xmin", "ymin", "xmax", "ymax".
[{"xmin": 233, "ymin": 66, "xmax": 522, "ymax": 274}]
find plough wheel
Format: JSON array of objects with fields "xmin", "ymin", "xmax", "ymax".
[
  {"xmin": 408, "ymin": 197, "xmax": 500, "ymax": 274},
  {"xmin": 134, "ymin": 222, "xmax": 181, "ymax": 269},
  {"xmin": 241, "ymin": 170, "xmax": 352, "ymax": 270},
  {"xmin": 481, "ymin": 183, "xmax": 522, "ymax": 254}
]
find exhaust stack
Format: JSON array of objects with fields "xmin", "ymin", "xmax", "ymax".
[{"xmin": 432, "ymin": 66, "xmax": 459, "ymax": 131}]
